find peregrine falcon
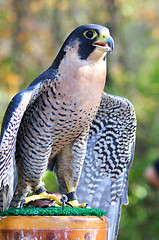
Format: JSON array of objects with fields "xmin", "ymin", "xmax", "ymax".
[
  {"xmin": 0, "ymin": 24, "xmax": 136, "ymax": 240},
  {"xmin": 0, "ymin": 24, "xmax": 114, "ymax": 209}
]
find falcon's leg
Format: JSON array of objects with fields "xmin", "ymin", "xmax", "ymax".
[
  {"xmin": 53, "ymin": 130, "xmax": 89, "ymax": 207},
  {"xmin": 9, "ymin": 179, "xmax": 34, "ymax": 208},
  {"xmin": 9, "ymin": 161, "xmax": 47, "ymax": 208},
  {"xmin": 16, "ymin": 130, "xmax": 89, "ymax": 208}
]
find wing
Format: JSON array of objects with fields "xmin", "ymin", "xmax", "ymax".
[
  {"xmin": 77, "ymin": 92, "xmax": 136, "ymax": 240},
  {"xmin": 0, "ymin": 70, "xmax": 54, "ymax": 210}
]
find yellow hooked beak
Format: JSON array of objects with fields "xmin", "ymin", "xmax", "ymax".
[{"xmin": 93, "ymin": 34, "xmax": 114, "ymax": 53}]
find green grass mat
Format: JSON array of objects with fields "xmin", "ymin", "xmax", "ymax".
[{"xmin": 0, "ymin": 207, "xmax": 106, "ymax": 218}]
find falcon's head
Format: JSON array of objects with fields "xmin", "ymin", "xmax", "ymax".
[{"xmin": 53, "ymin": 24, "xmax": 114, "ymax": 68}]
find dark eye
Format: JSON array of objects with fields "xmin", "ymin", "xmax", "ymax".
[
  {"xmin": 85, "ymin": 31, "xmax": 94, "ymax": 38},
  {"xmin": 83, "ymin": 30, "xmax": 97, "ymax": 39}
]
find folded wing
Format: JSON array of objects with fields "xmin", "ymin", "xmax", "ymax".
[{"xmin": 77, "ymin": 92, "xmax": 136, "ymax": 240}]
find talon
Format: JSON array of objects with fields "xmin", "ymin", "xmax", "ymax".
[
  {"xmin": 60, "ymin": 194, "xmax": 68, "ymax": 210},
  {"xmin": 20, "ymin": 199, "xmax": 26, "ymax": 208},
  {"xmin": 60, "ymin": 194, "xmax": 74, "ymax": 210},
  {"xmin": 61, "ymin": 198, "xmax": 66, "ymax": 210},
  {"xmin": 50, "ymin": 201, "xmax": 55, "ymax": 207},
  {"xmin": 66, "ymin": 202, "xmax": 74, "ymax": 208},
  {"xmin": 84, "ymin": 203, "xmax": 89, "ymax": 208}
]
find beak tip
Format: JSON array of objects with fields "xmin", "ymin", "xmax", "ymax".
[{"xmin": 107, "ymin": 35, "xmax": 114, "ymax": 53}]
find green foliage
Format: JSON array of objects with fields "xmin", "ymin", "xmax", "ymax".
[
  {"xmin": 0, "ymin": 0, "xmax": 159, "ymax": 239},
  {"xmin": 42, "ymin": 171, "xmax": 58, "ymax": 192}
]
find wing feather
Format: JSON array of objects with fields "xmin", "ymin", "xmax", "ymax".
[
  {"xmin": 77, "ymin": 92, "xmax": 136, "ymax": 240},
  {"xmin": 0, "ymin": 78, "xmax": 50, "ymax": 210}
]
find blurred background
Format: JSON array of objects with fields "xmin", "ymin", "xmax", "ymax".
[{"xmin": 0, "ymin": 0, "xmax": 159, "ymax": 239}]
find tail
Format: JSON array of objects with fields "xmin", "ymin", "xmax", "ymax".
[{"xmin": 106, "ymin": 199, "xmax": 122, "ymax": 240}]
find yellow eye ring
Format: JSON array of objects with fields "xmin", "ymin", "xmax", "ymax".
[{"xmin": 83, "ymin": 30, "xmax": 98, "ymax": 39}]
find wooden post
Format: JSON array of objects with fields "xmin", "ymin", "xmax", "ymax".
[{"xmin": 0, "ymin": 215, "xmax": 108, "ymax": 239}]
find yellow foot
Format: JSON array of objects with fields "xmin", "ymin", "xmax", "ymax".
[
  {"xmin": 68, "ymin": 199, "xmax": 88, "ymax": 208},
  {"xmin": 20, "ymin": 192, "xmax": 78, "ymax": 209},
  {"xmin": 20, "ymin": 191, "xmax": 88, "ymax": 209},
  {"xmin": 20, "ymin": 192, "xmax": 64, "ymax": 208}
]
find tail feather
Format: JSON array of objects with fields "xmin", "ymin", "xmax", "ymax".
[{"xmin": 106, "ymin": 199, "xmax": 122, "ymax": 240}]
